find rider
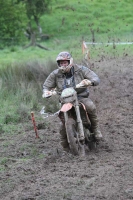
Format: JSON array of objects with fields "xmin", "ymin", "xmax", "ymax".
[{"xmin": 43, "ymin": 51, "xmax": 103, "ymax": 150}]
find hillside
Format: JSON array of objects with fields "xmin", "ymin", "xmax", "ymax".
[
  {"xmin": 41, "ymin": 0, "xmax": 133, "ymax": 41},
  {"xmin": 0, "ymin": 0, "xmax": 133, "ymax": 65}
]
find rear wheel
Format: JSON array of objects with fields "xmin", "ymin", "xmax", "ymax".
[{"xmin": 66, "ymin": 118, "xmax": 85, "ymax": 156}]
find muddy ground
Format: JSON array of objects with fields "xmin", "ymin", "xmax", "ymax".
[{"xmin": 0, "ymin": 56, "xmax": 133, "ymax": 200}]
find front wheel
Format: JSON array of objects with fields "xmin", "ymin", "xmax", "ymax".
[{"xmin": 66, "ymin": 118, "xmax": 85, "ymax": 156}]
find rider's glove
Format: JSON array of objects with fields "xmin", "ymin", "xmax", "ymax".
[
  {"xmin": 76, "ymin": 79, "xmax": 92, "ymax": 88},
  {"xmin": 42, "ymin": 89, "xmax": 57, "ymax": 98},
  {"xmin": 42, "ymin": 90, "xmax": 52, "ymax": 98}
]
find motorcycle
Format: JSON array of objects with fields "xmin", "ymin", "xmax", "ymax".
[
  {"xmin": 43, "ymin": 79, "xmax": 97, "ymax": 157},
  {"xmin": 58, "ymin": 81, "xmax": 97, "ymax": 157}
]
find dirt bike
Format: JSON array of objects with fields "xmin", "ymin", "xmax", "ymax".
[{"xmin": 59, "ymin": 86, "xmax": 97, "ymax": 157}]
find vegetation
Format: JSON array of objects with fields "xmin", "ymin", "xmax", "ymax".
[
  {"xmin": 0, "ymin": 0, "xmax": 27, "ymax": 44},
  {"xmin": 0, "ymin": 0, "xmax": 133, "ymax": 135},
  {"xmin": 0, "ymin": 0, "xmax": 52, "ymax": 47},
  {"xmin": 1, "ymin": 0, "xmax": 133, "ymax": 42}
]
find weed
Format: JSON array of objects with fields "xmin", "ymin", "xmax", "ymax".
[
  {"xmin": 2, "ymin": 141, "xmax": 12, "ymax": 148},
  {"xmin": 38, "ymin": 154, "xmax": 46, "ymax": 159},
  {"xmin": 16, "ymin": 103, "xmax": 30, "ymax": 122},
  {"xmin": 0, "ymin": 124, "xmax": 4, "ymax": 133},
  {"xmin": 10, "ymin": 46, "xmax": 18, "ymax": 52},
  {"xmin": 0, "ymin": 157, "xmax": 8, "ymax": 165},
  {"xmin": 0, "ymin": 166, "xmax": 5, "ymax": 171},
  {"xmin": 30, "ymin": 147, "xmax": 39, "ymax": 156}
]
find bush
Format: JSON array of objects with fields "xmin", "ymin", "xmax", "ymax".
[{"xmin": 0, "ymin": 59, "xmax": 60, "ymax": 126}]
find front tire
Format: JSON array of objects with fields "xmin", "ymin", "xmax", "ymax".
[{"xmin": 66, "ymin": 118, "xmax": 85, "ymax": 156}]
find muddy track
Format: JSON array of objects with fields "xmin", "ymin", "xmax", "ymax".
[{"xmin": 0, "ymin": 56, "xmax": 133, "ymax": 200}]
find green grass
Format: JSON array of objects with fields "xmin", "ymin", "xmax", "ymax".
[
  {"xmin": 0, "ymin": 58, "xmax": 59, "ymax": 135},
  {"xmin": 0, "ymin": 0, "xmax": 133, "ymax": 135},
  {"xmin": 87, "ymin": 43, "xmax": 133, "ymax": 59},
  {"xmin": 41, "ymin": 0, "xmax": 133, "ymax": 38},
  {"xmin": 0, "ymin": 0, "xmax": 133, "ymax": 66}
]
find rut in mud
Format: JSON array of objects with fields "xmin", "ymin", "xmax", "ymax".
[{"xmin": 0, "ymin": 56, "xmax": 133, "ymax": 200}]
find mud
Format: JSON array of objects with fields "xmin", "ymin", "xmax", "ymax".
[{"xmin": 0, "ymin": 56, "xmax": 133, "ymax": 200}]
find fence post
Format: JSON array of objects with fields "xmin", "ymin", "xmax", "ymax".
[
  {"xmin": 82, "ymin": 41, "xmax": 90, "ymax": 60},
  {"xmin": 31, "ymin": 112, "xmax": 39, "ymax": 138}
]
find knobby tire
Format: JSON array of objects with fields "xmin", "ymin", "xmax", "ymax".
[{"xmin": 66, "ymin": 118, "xmax": 80, "ymax": 156}]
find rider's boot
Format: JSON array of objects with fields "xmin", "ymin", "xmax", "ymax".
[
  {"xmin": 59, "ymin": 124, "xmax": 70, "ymax": 152},
  {"xmin": 88, "ymin": 112, "xmax": 103, "ymax": 140}
]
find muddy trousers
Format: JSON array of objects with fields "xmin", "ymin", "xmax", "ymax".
[
  {"xmin": 59, "ymin": 97, "xmax": 100, "ymax": 149},
  {"xmin": 59, "ymin": 124, "xmax": 69, "ymax": 150},
  {"xmin": 79, "ymin": 97, "xmax": 99, "ymax": 133}
]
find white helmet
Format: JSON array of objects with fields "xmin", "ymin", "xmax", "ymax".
[{"xmin": 56, "ymin": 51, "xmax": 73, "ymax": 73}]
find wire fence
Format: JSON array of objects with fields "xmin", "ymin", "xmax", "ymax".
[{"xmin": 1, "ymin": 32, "xmax": 133, "ymax": 46}]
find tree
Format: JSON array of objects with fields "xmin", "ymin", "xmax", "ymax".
[
  {"xmin": 0, "ymin": 0, "xmax": 51, "ymax": 47},
  {"xmin": 0, "ymin": 0, "xmax": 27, "ymax": 44},
  {"xmin": 19, "ymin": 0, "xmax": 51, "ymax": 49},
  {"xmin": 25, "ymin": 0, "xmax": 50, "ymax": 33}
]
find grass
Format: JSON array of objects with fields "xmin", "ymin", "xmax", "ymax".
[
  {"xmin": 0, "ymin": 0, "xmax": 133, "ymax": 66},
  {"xmin": 0, "ymin": 0, "xmax": 133, "ymax": 138},
  {"xmin": 41, "ymin": 0, "xmax": 133, "ymax": 38},
  {"xmin": 0, "ymin": 58, "xmax": 59, "ymax": 137},
  {"xmin": 88, "ymin": 43, "xmax": 133, "ymax": 60},
  {"xmin": 1, "ymin": 39, "xmax": 133, "ymax": 69}
]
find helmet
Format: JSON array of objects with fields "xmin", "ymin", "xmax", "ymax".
[{"xmin": 56, "ymin": 51, "xmax": 73, "ymax": 73}]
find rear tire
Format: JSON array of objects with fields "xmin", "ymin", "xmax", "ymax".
[{"xmin": 66, "ymin": 118, "xmax": 82, "ymax": 156}]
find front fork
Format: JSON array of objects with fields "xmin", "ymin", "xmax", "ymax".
[
  {"xmin": 64, "ymin": 112, "xmax": 69, "ymax": 144},
  {"xmin": 63, "ymin": 99, "xmax": 85, "ymax": 142},
  {"xmin": 75, "ymin": 98, "xmax": 85, "ymax": 141},
  {"xmin": 64, "ymin": 103, "xmax": 85, "ymax": 156}
]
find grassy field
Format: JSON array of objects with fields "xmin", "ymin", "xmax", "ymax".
[
  {"xmin": 42, "ymin": 0, "xmax": 133, "ymax": 38},
  {"xmin": 0, "ymin": 0, "xmax": 133, "ymax": 133},
  {"xmin": 1, "ymin": 0, "xmax": 133, "ymax": 65}
]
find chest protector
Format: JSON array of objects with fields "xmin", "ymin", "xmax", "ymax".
[
  {"xmin": 65, "ymin": 77, "xmax": 75, "ymax": 88},
  {"xmin": 63, "ymin": 67, "xmax": 75, "ymax": 89}
]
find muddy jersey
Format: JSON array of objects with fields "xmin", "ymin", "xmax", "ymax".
[{"xmin": 43, "ymin": 64, "xmax": 100, "ymax": 95}]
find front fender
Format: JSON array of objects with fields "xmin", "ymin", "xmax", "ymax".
[{"xmin": 60, "ymin": 103, "xmax": 73, "ymax": 112}]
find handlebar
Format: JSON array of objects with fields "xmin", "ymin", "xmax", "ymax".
[{"xmin": 42, "ymin": 79, "xmax": 93, "ymax": 98}]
